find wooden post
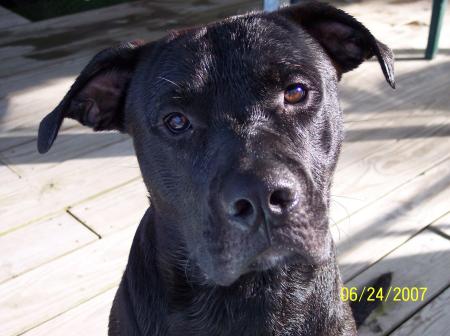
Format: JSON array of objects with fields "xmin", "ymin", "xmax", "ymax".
[
  {"xmin": 263, "ymin": 0, "xmax": 280, "ymax": 12},
  {"xmin": 425, "ymin": 0, "xmax": 448, "ymax": 60}
]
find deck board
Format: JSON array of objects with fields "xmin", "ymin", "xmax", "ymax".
[
  {"xmin": 350, "ymin": 230, "xmax": 450, "ymax": 336},
  {"xmin": 430, "ymin": 212, "xmax": 450, "ymax": 238},
  {"xmin": 337, "ymin": 114, "xmax": 449, "ymax": 170},
  {"xmin": 0, "ymin": 212, "xmax": 97, "ymax": 284},
  {"xmin": 0, "ymin": 6, "xmax": 29, "ymax": 30},
  {"xmin": 0, "ymin": 140, "xmax": 139, "ymax": 234},
  {"xmin": 0, "ymin": 226, "xmax": 134, "ymax": 336},
  {"xmin": 333, "ymin": 158, "xmax": 450, "ymax": 281},
  {"xmin": 331, "ymin": 120, "xmax": 450, "ymax": 224},
  {"xmin": 390, "ymin": 286, "xmax": 450, "ymax": 336},
  {"xmin": 22, "ymin": 288, "xmax": 116, "ymax": 336},
  {"xmin": 0, "ymin": 0, "xmax": 260, "ymax": 78},
  {"xmin": 69, "ymin": 178, "xmax": 147, "ymax": 237}
]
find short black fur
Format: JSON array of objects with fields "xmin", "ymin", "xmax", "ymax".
[{"xmin": 37, "ymin": 2, "xmax": 395, "ymax": 335}]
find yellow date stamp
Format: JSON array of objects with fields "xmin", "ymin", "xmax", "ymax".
[{"xmin": 340, "ymin": 286, "xmax": 428, "ymax": 302}]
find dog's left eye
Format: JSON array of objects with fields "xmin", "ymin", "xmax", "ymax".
[
  {"xmin": 164, "ymin": 112, "xmax": 191, "ymax": 134},
  {"xmin": 284, "ymin": 84, "xmax": 307, "ymax": 104}
]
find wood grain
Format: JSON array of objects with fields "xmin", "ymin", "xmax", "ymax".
[
  {"xmin": 0, "ymin": 6, "xmax": 28, "ymax": 30},
  {"xmin": 332, "ymin": 158, "xmax": 450, "ymax": 281},
  {"xmin": 430, "ymin": 212, "xmax": 450, "ymax": 238},
  {"xmin": 0, "ymin": 226, "xmax": 134, "ymax": 336},
  {"xmin": 0, "ymin": 139, "xmax": 140, "ymax": 234},
  {"xmin": 0, "ymin": 0, "xmax": 260, "ymax": 78},
  {"xmin": 390, "ymin": 286, "xmax": 450, "ymax": 336},
  {"xmin": 331, "ymin": 119, "xmax": 450, "ymax": 224},
  {"xmin": 23, "ymin": 287, "xmax": 116, "ymax": 336},
  {"xmin": 69, "ymin": 178, "xmax": 148, "ymax": 237},
  {"xmin": 349, "ymin": 230, "xmax": 450, "ymax": 336},
  {"xmin": 0, "ymin": 212, "xmax": 96, "ymax": 284}
]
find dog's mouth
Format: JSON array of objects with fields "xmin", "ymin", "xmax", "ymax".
[
  {"xmin": 191, "ymin": 208, "xmax": 332, "ymax": 286},
  {"xmin": 245, "ymin": 246, "xmax": 302, "ymax": 272},
  {"xmin": 196, "ymin": 235, "xmax": 331, "ymax": 287}
]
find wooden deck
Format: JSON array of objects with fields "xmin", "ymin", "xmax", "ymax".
[{"xmin": 0, "ymin": 0, "xmax": 449, "ymax": 335}]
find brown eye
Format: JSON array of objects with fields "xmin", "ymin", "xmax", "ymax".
[
  {"xmin": 164, "ymin": 112, "xmax": 191, "ymax": 134},
  {"xmin": 284, "ymin": 84, "xmax": 307, "ymax": 104}
]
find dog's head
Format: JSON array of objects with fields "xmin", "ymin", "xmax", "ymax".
[{"xmin": 38, "ymin": 2, "xmax": 394, "ymax": 286}]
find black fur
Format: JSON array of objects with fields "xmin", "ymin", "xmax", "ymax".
[{"xmin": 37, "ymin": 2, "xmax": 395, "ymax": 335}]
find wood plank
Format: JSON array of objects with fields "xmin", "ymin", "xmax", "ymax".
[
  {"xmin": 348, "ymin": 230, "xmax": 450, "ymax": 336},
  {"xmin": 0, "ymin": 2, "xmax": 161, "ymax": 62},
  {"xmin": 0, "ymin": 163, "xmax": 21, "ymax": 186},
  {"xmin": 69, "ymin": 178, "xmax": 148, "ymax": 237},
  {"xmin": 330, "ymin": 119, "xmax": 450, "ymax": 224},
  {"xmin": 338, "ymin": 114, "xmax": 449, "ymax": 171},
  {"xmin": 0, "ymin": 139, "xmax": 140, "ymax": 234},
  {"xmin": 339, "ymin": 57, "xmax": 450, "ymax": 123},
  {"xmin": 390, "ymin": 286, "xmax": 450, "ymax": 336},
  {"xmin": 430, "ymin": 212, "xmax": 450, "ymax": 238},
  {"xmin": 0, "ymin": 6, "xmax": 29, "ymax": 30},
  {"xmin": 340, "ymin": 0, "xmax": 448, "ymax": 53},
  {"xmin": 336, "ymin": 0, "xmax": 450, "ymax": 122},
  {"xmin": 0, "ymin": 225, "xmax": 134, "ymax": 336},
  {"xmin": 0, "ymin": 129, "xmax": 128, "ymax": 173},
  {"xmin": 332, "ymin": 158, "xmax": 450, "ymax": 281},
  {"xmin": 0, "ymin": 75, "xmax": 78, "ymax": 152},
  {"xmin": 23, "ymin": 288, "xmax": 116, "ymax": 336},
  {"xmin": 0, "ymin": 212, "xmax": 96, "ymax": 284},
  {"xmin": 0, "ymin": 0, "xmax": 260, "ymax": 78}
]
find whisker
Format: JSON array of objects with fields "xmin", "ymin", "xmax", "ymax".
[
  {"xmin": 157, "ymin": 76, "xmax": 181, "ymax": 88},
  {"xmin": 330, "ymin": 197, "xmax": 351, "ymax": 229},
  {"xmin": 330, "ymin": 194, "xmax": 363, "ymax": 201},
  {"xmin": 329, "ymin": 216, "xmax": 341, "ymax": 241}
]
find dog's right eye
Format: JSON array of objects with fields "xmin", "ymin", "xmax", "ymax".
[
  {"xmin": 284, "ymin": 84, "xmax": 307, "ymax": 104},
  {"xmin": 164, "ymin": 112, "xmax": 191, "ymax": 134}
]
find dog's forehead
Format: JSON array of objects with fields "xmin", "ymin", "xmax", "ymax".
[
  {"xmin": 174, "ymin": 14, "xmax": 295, "ymax": 53},
  {"xmin": 160, "ymin": 14, "xmax": 313, "ymax": 87},
  {"xmin": 145, "ymin": 14, "xmax": 319, "ymax": 123}
]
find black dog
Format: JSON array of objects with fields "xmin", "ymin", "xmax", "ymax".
[{"xmin": 38, "ymin": 2, "xmax": 395, "ymax": 335}]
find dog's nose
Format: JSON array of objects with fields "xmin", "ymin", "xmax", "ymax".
[{"xmin": 221, "ymin": 173, "xmax": 298, "ymax": 230}]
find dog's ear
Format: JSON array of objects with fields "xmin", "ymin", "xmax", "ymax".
[
  {"xmin": 37, "ymin": 40, "xmax": 144, "ymax": 154},
  {"xmin": 275, "ymin": 2, "xmax": 395, "ymax": 88}
]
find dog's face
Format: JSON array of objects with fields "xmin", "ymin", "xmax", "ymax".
[{"xmin": 38, "ymin": 3, "xmax": 394, "ymax": 286}]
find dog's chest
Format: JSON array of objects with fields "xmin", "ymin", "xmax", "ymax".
[
  {"xmin": 163, "ymin": 290, "xmax": 355, "ymax": 336},
  {"xmin": 164, "ymin": 298, "xmax": 317, "ymax": 336}
]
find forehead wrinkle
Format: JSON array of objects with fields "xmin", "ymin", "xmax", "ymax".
[
  {"xmin": 164, "ymin": 37, "xmax": 214, "ymax": 96},
  {"xmin": 152, "ymin": 13, "xmax": 321, "ymax": 120},
  {"xmin": 202, "ymin": 17, "xmax": 313, "ymax": 87},
  {"xmin": 162, "ymin": 14, "xmax": 311, "ymax": 90}
]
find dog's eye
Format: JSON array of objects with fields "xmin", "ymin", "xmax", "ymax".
[
  {"xmin": 284, "ymin": 84, "xmax": 307, "ymax": 104},
  {"xmin": 164, "ymin": 112, "xmax": 191, "ymax": 134}
]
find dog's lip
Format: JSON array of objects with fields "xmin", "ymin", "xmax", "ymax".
[
  {"xmin": 245, "ymin": 240, "xmax": 331, "ymax": 272},
  {"xmin": 246, "ymin": 246, "xmax": 298, "ymax": 271}
]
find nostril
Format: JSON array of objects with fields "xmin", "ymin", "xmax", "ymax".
[
  {"xmin": 232, "ymin": 199, "xmax": 254, "ymax": 219},
  {"xmin": 269, "ymin": 189, "xmax": 295, "ymax": 211}
]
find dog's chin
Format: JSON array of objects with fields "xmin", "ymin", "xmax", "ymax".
[
  {"xmin": 201, "ymin": 246, "xmax": 330, "ymax": 287},
  {"xmin": 246, "ymin": 247, "xmax": 304, "ymax": 272}
]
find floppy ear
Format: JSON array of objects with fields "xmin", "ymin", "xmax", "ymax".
[
  {"xmin": 275, "ymin": 2, "xmax": 395, "ymax": 88},
  {"xmin": 37, "ymin": 40, "xmax": 144, "ymax": 154}
]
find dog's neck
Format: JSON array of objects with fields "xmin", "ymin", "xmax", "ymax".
[{"xmin": 115, "ymin": 207, "xmax": 355, "ymax": 336}]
